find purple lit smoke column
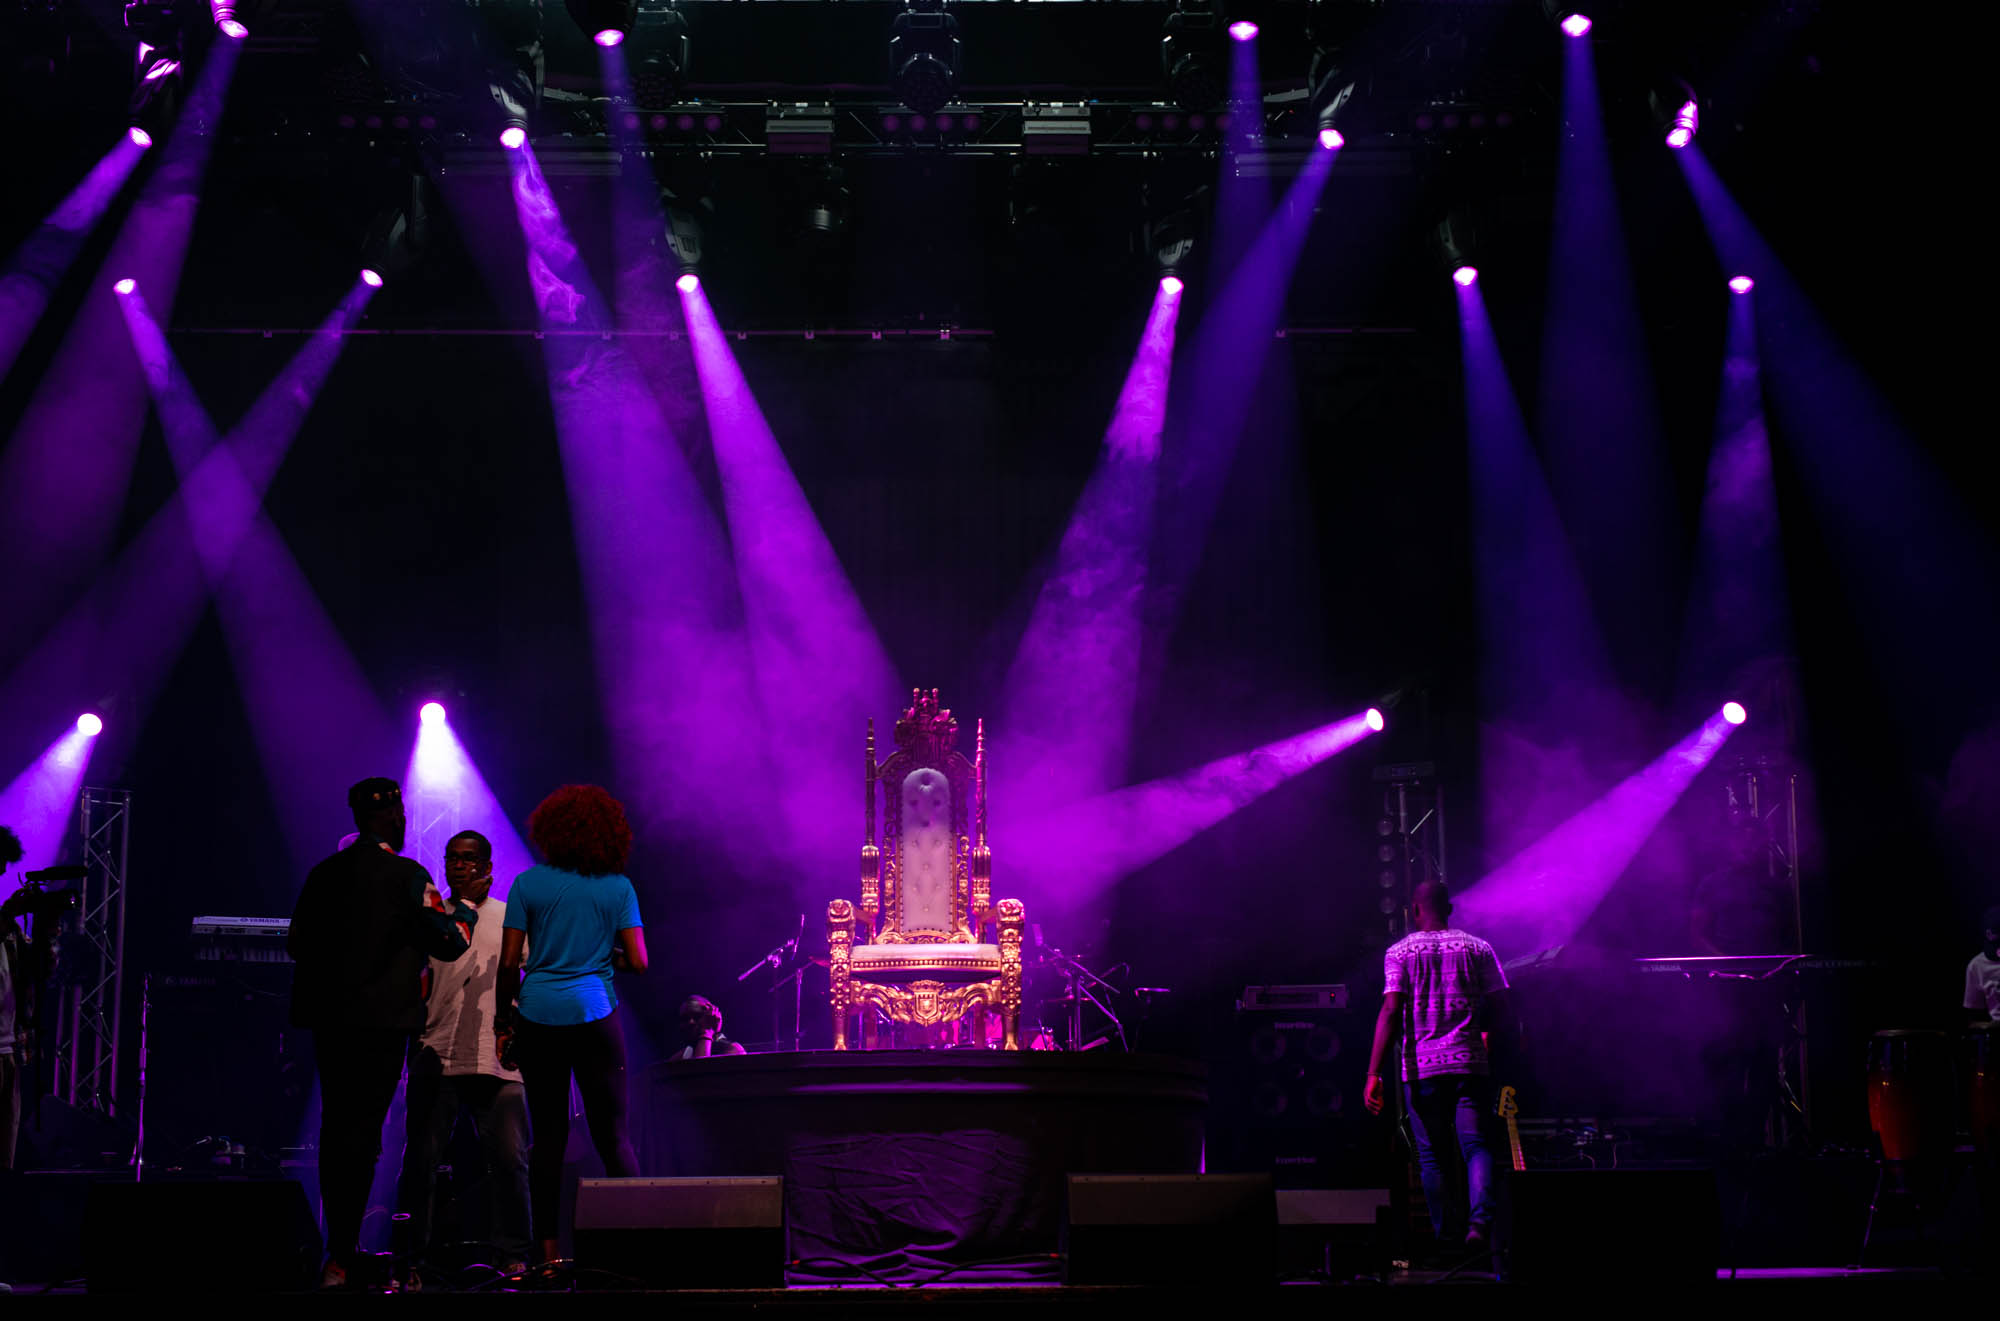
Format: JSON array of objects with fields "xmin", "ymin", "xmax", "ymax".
[
  {"xmin": 1010, "ymin": 711, "xmax": 1383, "ymax": 900},
  {"xmin": 1001, "ymin": 276, "xmax": 1184, "ymax": 829},
  {"xmin": 0, "ymin": 723, "xmax": 102, "ymax": 874},
  {"xmin": 678, "ymin": 274, "xmax": 902, "ymax": 876},
  {"xmin": 1454, "ymin": 709, "xmax": 1742, "ymax": 956}
]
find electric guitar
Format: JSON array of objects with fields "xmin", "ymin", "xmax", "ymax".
[{"xmin": 1497, "ymin": 1084, "xmax": 1525, "ymax": 1172}]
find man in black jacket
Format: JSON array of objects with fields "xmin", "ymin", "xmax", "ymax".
[{"xmin": 290, "ymin": 778, "xmax": 477, "ymax": 1288}]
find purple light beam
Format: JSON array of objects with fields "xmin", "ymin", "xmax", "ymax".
[
  {"xmin": 679, "ymin": 277, "xmax": 903, "ymax": 876},
  {"xmin": 404, "ymin": 709, "xmax": 534, "ymax": 899},
  {"xmin": 0, "ymin": 723, "xmax": 101, "ymax": 875},
  {"xmin": 502, "ymin": 141, "xmax": 771, "ymax": 854},
  {"xmin": 1002, "ymin": 277, "xmax": 1184, "ymax": 821},
  {"xmin": 1454, "ymin": 708, "xmax": 1742, "ymax": 957},
  {"xmin": 0, "ymin": 35, "xmax": 241, "ymax": 671},
  {"xmin": 1539, "ymin": 26, "xmax": 1676, "ymax": 697},
  {"xmin": 0, "ymin": 128, "xmax": 151, "ymax": 383},
  {"xmin": 1007, "ymin": 710, "xmax": 1381, "ymax": 901},
  {"xmin": 0, "ymin": 279, "xmax": 375, "ymax": 801},
  {"xmin": 1457, "ymin": 269, "xmax": 1631, "ymax": 864}
]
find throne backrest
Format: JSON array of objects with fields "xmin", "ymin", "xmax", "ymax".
[{"xmin": 869, "ymin": 689, "xmax": 983, "ymax": 943}]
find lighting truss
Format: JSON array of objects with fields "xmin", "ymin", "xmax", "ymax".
[
  {"xmin": 1369, "ymin": 761, "xmax": 1446, "ymax": 947},
  {"xmin": 54, "ymin": 787, "xmax": 131, "ymax": 1117}
]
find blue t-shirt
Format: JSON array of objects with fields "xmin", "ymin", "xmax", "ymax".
[{"xmin": 504, "ymin": 865, "xmax": 643, "ymax": 1026}]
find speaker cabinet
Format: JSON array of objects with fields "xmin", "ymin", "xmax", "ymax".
[
  {"xmin": 1508, "ymin": 1169, "xmax": 1719, "ymax": 1285},
  {"xmin": 1063, "ymin": 1173, "xmax": 1276, "ymax": 1286},
  {"xmin": 83, "ymin": 1178, "xmax": 322, "ymax": 1293},
  {"xmin": 573, "ymin": 1176, "xmax": 784, "ymax": 1289}
]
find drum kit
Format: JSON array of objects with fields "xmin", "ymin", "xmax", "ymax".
[{"xmin": 1865, "ymin": 1023, "xmax": 2000, "ymax": 1162}]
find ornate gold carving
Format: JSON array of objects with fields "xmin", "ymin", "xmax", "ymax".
[
  {"xmin": 996, "ymin": 898, "xmax": 1025, "ymax": 1051},
  {"xmin": 971, "ymin": 719, "xmax": 991, "ymax": 933},
  {"xmin": 854, "ymin": 978, "xmax": 995, "ymax": 1028},
  {"xmin": 828, "ymin": 899, "xmax": 855, "ymax": 1051}
]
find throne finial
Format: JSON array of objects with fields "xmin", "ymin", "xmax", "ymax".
[{"xmin": 894, "ymin": 686, "xmax": 960, "ymax": 762}]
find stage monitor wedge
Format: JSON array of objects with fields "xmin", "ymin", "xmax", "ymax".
[
  {"xmin": 1064, "ymin": 1172, "xmax": 1276, "ymax": 1286},
  {"xmin": 574, "ymin": 1176, "xmax": 785, "ymax": 1289}
]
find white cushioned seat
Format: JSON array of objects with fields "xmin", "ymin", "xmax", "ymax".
[{"xmin": 850, "ymin": 943, "xmax": 1002, "ymax": 982}]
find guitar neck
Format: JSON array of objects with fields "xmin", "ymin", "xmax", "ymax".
[{"xmin": 1507, "ymin": 1115, "xmax": 1525, "ymax": 1172}]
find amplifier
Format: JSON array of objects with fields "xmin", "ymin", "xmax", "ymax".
[
  {"xmin": 1064, "ymin": 1174, "xmax": 1275, "ymax": 1286},
  {"xmin": 1237, "ymin": 984, "xmax": 1349, "ymax": 1012}
]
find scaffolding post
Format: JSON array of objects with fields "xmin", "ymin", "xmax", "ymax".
[
  {"xmin": 57, "ymin": 787, "xmax": 130, "ymax": 1116},
  {"xmin": 1370, "ymin": 761, "xmax": 1446, "ymax": 943}
]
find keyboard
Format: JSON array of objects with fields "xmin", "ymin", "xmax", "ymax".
[{"xmin": 191, "ymin": 915, "xmax": 293, "ymax": 964}]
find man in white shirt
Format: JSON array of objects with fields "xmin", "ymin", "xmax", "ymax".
[
  {"xmin": 1966, "ymin": 906, "xmax": 2000, "ymax": 1022},
  {"xmin": 394, "ymin": 831, "xmax": 530, "ymax": 1281},
  {"xmin": 1363, "ymin": 880, "xmax": 1514, "ymax": 1253}
]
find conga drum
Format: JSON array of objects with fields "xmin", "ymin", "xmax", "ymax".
[
  {"xmin": 1867, "ymin": 1029, "xmax": 1954, "ymax": 1162},
  {"xmin": 1966, "ymin": 1022, "xmax": 2000, "ymax": 1156}
]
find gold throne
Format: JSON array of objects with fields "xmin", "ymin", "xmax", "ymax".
[{"xmin": 828, "ymin": 689, "xmax": 1025, "ymax": 1050}]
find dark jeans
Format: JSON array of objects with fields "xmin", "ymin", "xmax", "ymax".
[
  {"xmin": 312, "ymin": 1028, "xmax": 410, "ymax": 1268},
  {"xmin": 516, "ymin": 1007, "xmax": 638, "ymax": 1243},
  {"xmin": 1405, "ymin": 1072, "xmax": 1498, "ymax": 1242},
  {"xmin": 0, "ymin": 1052, "xmax": 19, "ymax": 1171},
  {"xmin": 395, "ymin": 1048, "xmax": 532, "ymax": 1266}
]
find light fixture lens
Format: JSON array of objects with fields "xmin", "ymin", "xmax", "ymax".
[
  {"xmin": 219, "ymin": 17, "xmax": 248, "ymax": 38},
  {"xmin": 1318, "ymin": 127, "xmax": 1344, "ymax": 151},
  {"xmin": 1452, "ymin": 265, "xmax": 1478, "ymax": 287},
  {"xmin": 360, "ymin": 268, "xmax": 384, "ymax": 289},
  {"xmin": 676, "ymin": 273, "xmax": 700, "ymax": 293},
  {"xmin": 1559, "ymin": 13, "xmax": 1592, "ymax": 37},
  {"xmin": 420, "ymin": 702, "xmax": 447, "ymax": 726},
  {"xmin": 1722, "ymin": 701, "xmax": 1748, "ymax": 726},
  {"xmin": 113, "ymin": 278, "xmax": 136, "ymax": 295},
  {"xmin": 594, "ymin": 28, "xmax": 625, "ymax": 47},
  {"xmin": 1159, "ymin": 275, "xmax": 1185, "ymax": 296},
  {"xmin": 77, "ymin": 713, "xmax": 104, "ymax": 737},
  {"xmin": 499, "ymin": 125, "xmax": 527, "ymax": 149},
  {"xmin": 128, "ymin": 126, "xmax": 153, "ymax": 148},
  {"xmin": 1728, "ymin": 275, "xmax": 1755, "ymax": 294},
  {"xmin": 1228, "ymin": 20, "xmax": 1258, "ymax": 41},
  {"xmin": 1366, "ymin": 708, "xmax": 1386, "ymax": 733}
]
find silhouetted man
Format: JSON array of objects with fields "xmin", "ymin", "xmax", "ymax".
[
  {"xmin": 1365, "ymin": 880, "xmax": 1514, "ymax": 1255},
  {"xmin": 289, "ymin": 779, "xmax": 477, "ymax": 1289},
  {"xmin": 0, "ymin": 826, "xmax": 58, "ymax": 1174}
]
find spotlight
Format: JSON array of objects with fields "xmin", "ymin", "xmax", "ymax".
[
  {"xmin": 1728, "ymin": 275, "xmax": 1755, "ymax": 294},
  {"xmin": 128, "ymin": 127, "xmax": 153, "ymax": 148},
  {"xmin": 564, "ymin": 0, "xmax": 639, "ymax": 48},
  {"xmin": 1161, "ymin": 0, "xmax": 1225, "ymax": 111},
  {"xmin": 664, "ymin": 202, "xmax": 704, "ymax": 279},
  {"xmin": 1318, "ymin": 127, "xmax": 1344, "ymax": 151},
  {"xmin": 211, "ymin": 1, "xmax": 246, "ymax": 37},
  {"xmin": 1229, "ymin": 20, "xmax": 1258, "ymax": 42},
  {"xmin": 676, "ymin": 272, "xmax": 700, "ymax": 293},
  {"xmin": 77, "ymin": 713, "xmax": 104, "ymax": 737},
  {"xmin": 1432, "ymin": 211, "xmax": 1481, "ymax": 284},
  {"xmin": 356, "ymin": 268, "xmax": 383, "ymax": 289},
  {"xmin": 1366, "ymin": 708, "xmax": 1386, "ymax": 733},
  {"xmin": 219, "ymin": 18, "xmax": 247, "ymax": 38},
  {"xmin": 1148, "ymin": 201, "xmax": 1200, "ymax": 284},
  {"xmin": 499, "ymin": 124, "xmax": 527, "ymax": 149},
  {"xmin": 1559, "ymin": 13, "xmax": 1592, "ymax": 37},
  {"xmin": 1665, "ymin": 100, "xmax": 1698, "ymax": 148},
  {"xmin": 890, "ymin": 0, "xmax": 962, "ymax": 117},
  {"xmin": 1722, "ymin": 701, "xmax": 1748, "ymax": 726},
  {"xmin": 420, "ymin": 701, "xmax": 447, "ymax": 726},
  {"xmin": 1160, "ymin": 275, "xmax": 1184, "ymax": 296},
  {"xmin": 1452, "ymin": 265, "xmax": 1479, "ymax": 287},
  {"xmin": 113, "ymin": 278, "xmax": 136, "ymax": 295}
]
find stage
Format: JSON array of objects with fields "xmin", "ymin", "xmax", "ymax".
[{"xmin": 638, "ymin": 1050, "xmax": 1207, "ymax": 1283}]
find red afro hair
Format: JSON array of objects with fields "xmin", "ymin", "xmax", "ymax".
[{"xmin": 529, "ymin": 784, "xmax": 633, "ymax": 877}]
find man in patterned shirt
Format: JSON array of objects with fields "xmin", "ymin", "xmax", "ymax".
[{"xmin": 1363, "ymin": 880, "xmax": 1513, "ymax": 1252}]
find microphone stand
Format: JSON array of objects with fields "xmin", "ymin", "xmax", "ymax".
[
  {"xmin": 1038, "ymin": 947, "xmax": 1127, "ymax": 1051},
  {"xmin": 738, "ymin": 916, "xmax": 806, "ymax": 1052}
]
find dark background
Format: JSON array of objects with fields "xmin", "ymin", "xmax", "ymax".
[{"xmin": 2, "ymin": 1, "xmax": 1991, "ymax": 1163}]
